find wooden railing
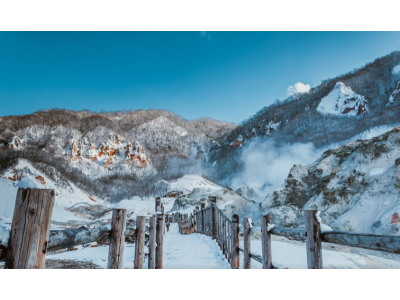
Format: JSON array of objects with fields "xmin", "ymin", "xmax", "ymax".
[
  {"xmin": 3, "ymin": 189, "xmax": 400, "ymax": 269},
  {"xmin": 1, "ymin": 188, "xmax": 166, "ymax": 269},
  {"xmin": 171, "ymin": 197, "xmax": 240, "ymax": 269},
  {"xmin": 172, "ymin": 200, "xmax": 400, "ymax": 269}
]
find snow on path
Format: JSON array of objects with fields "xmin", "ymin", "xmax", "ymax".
[{"xmin": 158, "ymin": 223, "xmax": 230, "ymax": 269}]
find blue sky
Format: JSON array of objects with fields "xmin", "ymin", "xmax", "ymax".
[{"xmin": 1, "ymin": 32, "xmax": 400, "ymax": 123}]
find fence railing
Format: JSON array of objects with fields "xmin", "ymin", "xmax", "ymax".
[
  {"xmin": 171, "ymin": 197, "xmax": 240, "ymax": 269},
  {"xmin": 1, "ymin": 188, "xmax": 166, "ymax": 269},
  {"xmin": 171, "ymin": 200, "xmax": 400, "ymax": 269}
]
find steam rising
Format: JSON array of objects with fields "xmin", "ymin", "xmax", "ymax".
[{"xmin": 230, "ymin": 139, "xmax": 321, "ymax": 200}]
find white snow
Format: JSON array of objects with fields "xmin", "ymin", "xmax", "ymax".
[
  {"xmin": 16, "ymin": 177, "xmax": 44, "ymax": 189},
  {"xmin": 47, "ymin": 242, "xmax": 136, "ymax": 269},
  {"xmin": 267, "ymin": 223, "xmax": 274, "ymax": 232},
  {"xmin": 152, "ymin": 223, "xmax": 230, "ymax": 269},
  {"xmin": 369, "ymin": 168, "xmax": 386, "ymax": 176},
  {"xmin": 48, "ymin": 223, "xmax": 231, "ymax": 269},
  {"xmin": 317, "ymin": 82, "xmax": 367, "ymax": 116},
  {"xmin": 321, "ymin": 224, "xmax": 333, "ymax": 233},
  {"xmin": 247, "ymin": 218, "xmax": 253, "ymax": 228},
  {"xmin": 240, "ymin": 238, "xmax": 400, "ymax": 269},
  {"xmin": 166, "ymin": 175, "xmax": 222, "ymax": 194},
  {"xmin": 315, "ymin": 211, "xmax": 321, "ymax": 223},
  {"xmin": 322, "ymin": 124, "xmax": 400, "ymax": 151},
  {"xmin": 111, "ymin": 197, "xmax": 175, "ymax": 217},
  {"xmin": 393, "ymin": 64, "xmax": 400, "ymax": 75}
]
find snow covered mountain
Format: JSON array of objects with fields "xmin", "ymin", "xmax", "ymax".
[
  {"xmin": 316, "ymin": 82, "xmax": 368, "ymax": 116},
  {"xmin": 0, "ymin": 109, "xmax": 236, "ymax": 200},
  {"xmin": 260, "ymin": 126, "xmax": 400, "ymax": 235},
  {"xmin": 210, "ymin": 51, "xmax": 400, "ymax": 185}
]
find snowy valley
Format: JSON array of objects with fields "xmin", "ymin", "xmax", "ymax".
[{"xmin": 2, "ymin": 51, "xmax": 400, "ymax": 269}]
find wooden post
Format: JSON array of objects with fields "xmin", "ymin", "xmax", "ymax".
[
  {"xmin": 156, "ymin": 213, "xmax": 164, "ymax": 269},
  {"xmin": 201, "ymin": 203, "xmax": 205, "ymax": 234},
  {"xmin": 148, "ymin": 216, "xmax": 156, "ymax": 269},
  {"xmin": 107, "ymin": 209, "xmax": 127, "ymax": 269},
  {"xmin": 305, "ymin": 210, "xmax": 323, "ymax": 269},
  {"xmin": 261, "ymin": 215, "xmax": 273, "ymax": 269},
  {"xmin": 210, "ymin": 196, "xmax": 217, "ymax": 240},
  {"xmin": 231, "ymin": 214, "xmax": 240, "ymax": 269},
  {"xmin": 222, "ymin": 219, "xmax": 227, "ymax": 257},
  {"xmin": 5, "ymin": 188, "xmax": 55, "ymax": 269},
  {"xmin": 134, "ymin": 216, "xmax": 145, "ymax": 269},
  {"xmin": 155, "ymin": 197, "xmax": 161, "ymax": 213},
  {"xmin": 186, "ymin": 214, "xmax": 189, "ymax": 234},
  {"xmin": 243, "ymin": 217, "xmax": 251, "ymax": 269}
]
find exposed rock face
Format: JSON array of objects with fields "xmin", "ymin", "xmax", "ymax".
[
  {"xmin": 388, "ymin": 81, "xmax": 400, "ymax": 106},
  {"xmin": 67, "ymin": 135, "xmax": 149, "ymax": 168},
  {"xmin": 261, "ymin": 126, "xmax": 400, "ymax": 235},
  {"xmin": 230, "ymin": 134, "xmax": 244, "ymax": 148},
  {"xmin": 265, "ymin": 119, "xmax": 280, "ymax": 136},
  {"xmin": 8, "ymin": 136, "xmax": 23, "ymax": 149},
  {"xmin": 235, "ymin": 184, "xmax": 260, "ymax": 201}
]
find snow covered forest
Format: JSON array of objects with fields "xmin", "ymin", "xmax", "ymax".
[{"xmin": 2, "ymin": 50, "xmax": 400, "ymax": 269}]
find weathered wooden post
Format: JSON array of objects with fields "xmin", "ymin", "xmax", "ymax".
[
  {"xmin": 148, "ymin": 216, "xmax": 156, "ymax": 269},
  {"xmin": 185, "ymin": 214, "xmax": 189, "ymax": 234},
  {"xmin": 155, "ymin": 197, "xmax": 161, "ymax": 213},
  {"xmin": 134, "ymin": 216, "xmax": 145, "ymax": 269},
  {"xmin": 210, "ymin": 196, "xmax": 217, "ymax": 240},
  {"xmin": 5, "ymin": 188, "xmax": 55, "ymax": 269},
  {"xmin": 201, "ymin": 203, "xmax": 205, "ymax": 234},
  {"xmin": 261, "ymin": 214, "xmax": 273, "ymax": 269},
  {"xmin": 305, "ymin": 210, "xmax": 323, "ymax": 269},
  {"xmin": 156, "ymin": 213, "xmax": 164, "ymax": 269},
  {"xmin": 195, "ymin": 207, "xmax": 199, "ymax": 232},
  {"xmin": 243, "ymin": 217, "xmax": 251, "ymax": 269},
  {"xmin": 231, "ymin": 214, "xmax": 240, "ymax": 269},
  {"xmin": 107, "ymin": 209, "xmax": 127, "ymax": 269}
]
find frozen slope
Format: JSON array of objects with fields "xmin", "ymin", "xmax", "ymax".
[
  {"xmin": 166, "ymin": 175, "xmax": 222, "ymax": 194},
  {"xmin": 0, "ymin": 159, "xmax": 105, "ymax": 229}
]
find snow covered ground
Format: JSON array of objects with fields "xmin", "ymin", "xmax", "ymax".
[
  {"xmin": 46, "ymin": 242, "xmax": 136, "ymax": 269},
  {"xmin": 44, "ymin": 223, "xmax": 230, "ymax": 269},
  {"xmin": 159, "ymin": 223, "xmax": 230, "ymax": 269},
  {"xmin": 239, "ymin": 237, "xmax": 400, "ymax": 269}
]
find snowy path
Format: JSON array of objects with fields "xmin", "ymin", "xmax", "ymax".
[{"xmin": 158, "ymin": 223, "xmax": 230, "ymax": 269}]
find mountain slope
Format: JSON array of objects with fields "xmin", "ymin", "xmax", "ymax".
[
  {"xmin": 210, "ymin": 51, "xmax": 400, "ymax": 183},
  {"xmin": 260, "ymin": 126, "xmax": 400, "ymax": 235}
]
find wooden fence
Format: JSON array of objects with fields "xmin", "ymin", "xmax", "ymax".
[
  {"xmin": 2, "ymin": 188, "xmax": 165, "ymax": 269},
  {"xmin": 171, "ymin": 199, "xmax": 400, "ymax": 269},
  {"xmin": 4, "ymin": 188, "xmax": 400, "ymax": 269}
]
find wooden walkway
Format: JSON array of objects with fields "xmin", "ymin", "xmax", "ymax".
[{"xmin": 160, "ymin": 223, "xmax": 230, "ymax": 269}]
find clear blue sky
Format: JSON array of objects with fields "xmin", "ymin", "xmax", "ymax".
[{"xmin": 1, "ymin": 32, "xmax": 400, "ymax": 123}]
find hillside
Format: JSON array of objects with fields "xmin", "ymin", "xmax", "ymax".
[
  {"xmin": 260, "ymin": 126, "xmax": 400, "ymax": 235},
  {"xmin": 0, "ymin": 109, "xmax": 236, "ymax": 201},
  {"xmin": 210, "ymin": 51, "xmax": 400, "ymax": 184}
]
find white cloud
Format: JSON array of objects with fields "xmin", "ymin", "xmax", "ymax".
[{"xmin": 287, "ymin": 82, "xmax": 311, "ymax": 95}]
